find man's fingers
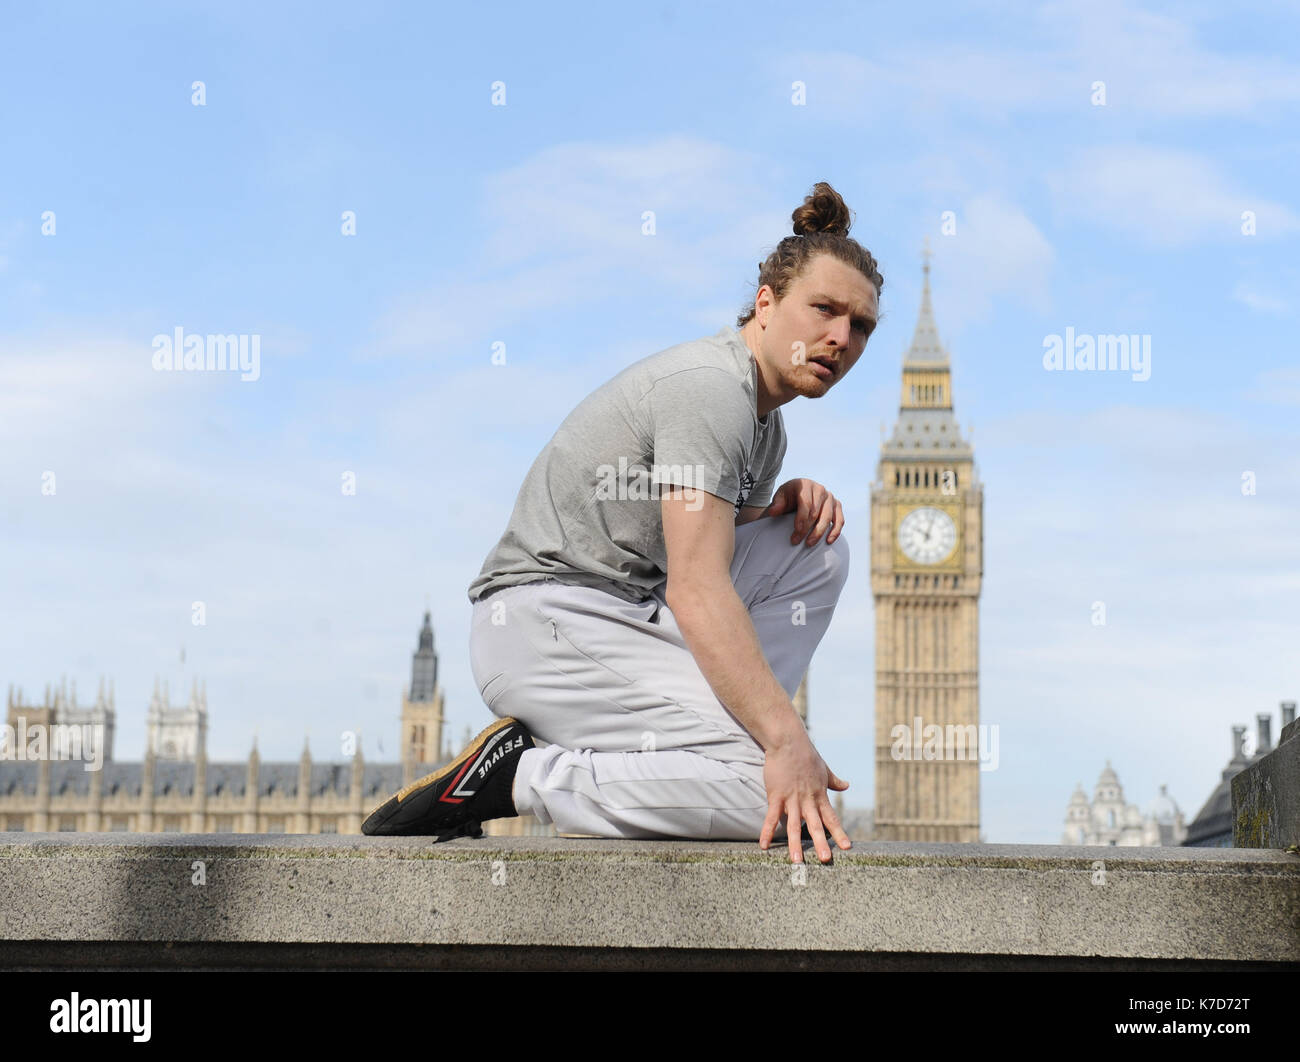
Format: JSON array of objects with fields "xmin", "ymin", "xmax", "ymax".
[
  {"xmin": 791, "ymin": 483, "xmax": 817, "ymax": 543},
  {"xmin": 803, "ymin": 801, "xmax": 832, "ymax": 863},
  {"xmin": 786, "ymin": 799, "xmax": 803, "ymax": 864},
  {"xmin": 807, "ymin": 495, "xmax": 835, "ymax": 545},
  {"xmin": 828, "ymin": 498, "xmax": 845, "ymax": 544},
  {"xmin": 819, "ymin": 795, "xmax": 853, "ymax": 851},
  {"xmin": 827, "ymin": 769, "xmax": 850, "ymax": 791},
  {"xmin": 759, "ymin": 800, "xmax": 781, "ymax": 851}
]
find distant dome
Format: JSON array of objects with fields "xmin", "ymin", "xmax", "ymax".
[
  {"xmin": 1068, "ymin": 785, "xmax": 1089, "ymax": 805},
  {"xmin": 1097, "ymin": 760, "xmax": 1119, "ymax": 786},
  {"xmin": 1146, "ymin": 784, "xmax": 1180, "ymax": 825}
]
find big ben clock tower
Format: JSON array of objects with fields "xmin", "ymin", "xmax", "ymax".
[{"xmin": 870, "ymin": 242, "xmax": 984, "ymax": 842}]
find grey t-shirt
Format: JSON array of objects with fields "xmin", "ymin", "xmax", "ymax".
[{"xmin": 467, "ymin": 324, "xmax": 788, "ymax": 605}]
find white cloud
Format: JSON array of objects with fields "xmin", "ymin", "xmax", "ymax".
[
  {"xmin": 1231, "ymin": 281, "xmax": 1291, "ymax": 315},
  {"xmin": 1046, "ymin": 144, "xmax": 1300, "ymax": 247},
  {"xmin": 363, "ymin": 136, "xmax": 775, "ymax": 361},
  {"xmin": 1243, "ymin": 367, "xmax": 1300, "ymax": 406},
  {"xmin": 935, "ymin": 195, "xmax": 1056, "ymax": 325},
  {"xmin": 788, "ymin": 0, "xmax": 1300, "ymax": 123},
  {"xmin": 1040, "ymin": 0, "xmax": 1300, "ymax": 118}
]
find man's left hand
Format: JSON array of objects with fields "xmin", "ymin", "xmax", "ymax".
[{"xmin": 763, "ymin": 478, "xmax": 844, "ymax": 547}]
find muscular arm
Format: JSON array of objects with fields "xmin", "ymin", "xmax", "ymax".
[
  {"xmin": 664, "ymin": 489, "xmax": 802, "ymax": 753},
  {"xmin": 661, "ymin": 485, "xmax": 850, "ymax": 863}
]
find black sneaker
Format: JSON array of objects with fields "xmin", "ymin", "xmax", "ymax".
[{"xmin": 361, "ymin": 717, "xmax": 534, "ymax": 838}]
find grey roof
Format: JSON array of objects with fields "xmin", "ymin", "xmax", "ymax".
[
  {"xmin": 0, "ymin": 760, "xmax": 442, "ymax": 801},
  {"xmin": 881, "ymin": 408, "xmax": 973, "ymax": 460},
  {"xmin": 1183, "ymin": 775, "xmax": 1238, "ymax": 846},
  {"xmin": 1183, "ymin": 748, "xmax": 1254, "ymax": 847}
]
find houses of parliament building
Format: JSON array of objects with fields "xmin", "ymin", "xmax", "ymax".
[{"xmin": 0, "ymin": 613, "xmax": 556, "ymax": 837}]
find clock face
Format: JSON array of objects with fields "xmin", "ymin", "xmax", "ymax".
[{"xmin": 898, "ymin": 506, "xmax": 957, "ymax": 564}]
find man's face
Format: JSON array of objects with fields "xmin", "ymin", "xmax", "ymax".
[{"xmin": 756, "ymin": 254, "xmax": 878, "ymax": 398}]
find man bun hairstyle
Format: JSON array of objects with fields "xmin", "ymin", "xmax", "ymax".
[{"xmin": 736, "ymin": 181, "xmax": 884, "ymax": 329}]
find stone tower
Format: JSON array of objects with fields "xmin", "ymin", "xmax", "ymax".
[
  {"xmin": 401, "ymin": 610, "xmax": 447, "ymax": 785},
  {"xmin": 146, "ymin": 677, "xmax": 207, "ymax": 762},
  {"xmin": 870, "ymin": 243, "xmax": 984, "ymax": 841},
  {"xmin": 6, "ymin": 676, "xmax": 116, "ymax": 761}
]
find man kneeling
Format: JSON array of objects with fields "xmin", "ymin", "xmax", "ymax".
[{"xmin": 362, "ymin": 182, "xmax": 882, "ymax": 865}]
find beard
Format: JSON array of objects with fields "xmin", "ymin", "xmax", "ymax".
[{"xmin": 790, "ymin": 358, "xmax": 833, "ymax": 394}]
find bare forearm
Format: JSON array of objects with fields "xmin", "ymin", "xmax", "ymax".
[{"xmin": 666, "ymin": 581, "xmax": 805, "ymax": 752}]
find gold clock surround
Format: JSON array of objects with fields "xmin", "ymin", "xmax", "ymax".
[{"xmin": 893, "ymin": 502, "xmax": 962, "ymax": 570}]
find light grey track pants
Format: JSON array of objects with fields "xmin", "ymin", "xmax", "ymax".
[{"xmin": 467, "ymin": 511, "xmax": 850, "ymax": 840}]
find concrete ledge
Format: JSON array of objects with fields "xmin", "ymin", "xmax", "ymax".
[{"xmin": 2, "ymin": 834, "xmax": 1298, "ymax": 970}]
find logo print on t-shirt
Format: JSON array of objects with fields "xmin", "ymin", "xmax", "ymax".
[{"xmin": 733, "ymin": 467, "xmax": 755, "ymax": 517}]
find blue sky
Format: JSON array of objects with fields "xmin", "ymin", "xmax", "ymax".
[{"xmin": 2, "ymin": 0, "xmax": 1297, "ymax": 843}]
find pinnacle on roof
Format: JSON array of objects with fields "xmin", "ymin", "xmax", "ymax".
[{"xmin": 903, "ymin": 236, "xmax": 950, "ymax": 367}]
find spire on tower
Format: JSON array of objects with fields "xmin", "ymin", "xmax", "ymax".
[
  {"xmin": 904, "ymin": 238, "xmax": 949, "ymax": 367},
  {"xmin": 879, "ymin": 241, "xmax": 974, "ymax": 463},
  {"xmin": 409, "ymin": 611, "xmax": 438, "ymax": 702}
]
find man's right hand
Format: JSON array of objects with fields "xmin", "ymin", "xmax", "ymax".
[{"xmin": 759, "ymin": 731, "xmax": 852, "ymax": 864}]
